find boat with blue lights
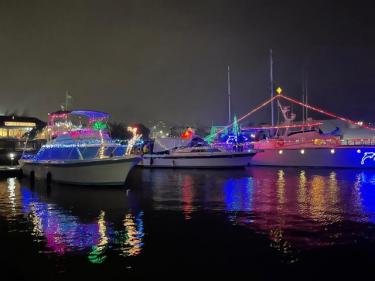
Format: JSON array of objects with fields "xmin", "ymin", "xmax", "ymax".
[
  {"xmin": 247, "ymin": 93, "xmax": 375, "ymax": 168},
  {"xmin": 139, "ymin": 137, "xmax": 256, "ymax": 168},
  {"xmin": 19, "ymin": 110, "xmax": 141, "ymax": 185}
]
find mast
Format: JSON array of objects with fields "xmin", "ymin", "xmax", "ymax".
[
  {"xmin": 227, "ymin": 65, "xmax": 231, "ymax": 124},
  {"xmin": 270, "ymin": 49, "xmax": 275, "ymax": 126},
  {"xmin": 305, "ymin": 73, "xmax": 308, "ymax": 120},
  {"xmin": 302, "ymin": 71, "xmax": 305, "ymax": 123}
]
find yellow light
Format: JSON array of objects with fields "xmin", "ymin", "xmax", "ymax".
[
  {"xmin": 276, "ymin": 87, "xmax": 283, "ymax": 95},
  {"xmin": 300, "ymin": 149, "xmax": 305, "ymax": 154},
  {"xmin": 4, "ymin": 121, "xmax": 36, "ymax": 127},
  {"xmin": 330, "ymin": 149, "xmax": 335, "ymax": 154},
  {"xmin": 278, "ymin": 150, "xmax": 283, "ymax": 155}
]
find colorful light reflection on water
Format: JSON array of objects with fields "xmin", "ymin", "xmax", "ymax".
[
  {"xmin": 2, "ymin": 167, "xmax": 375, "ymax": 277},
  {"xmin": 0, "ymin": 178, "xmax": 144, "ymax": 263}
]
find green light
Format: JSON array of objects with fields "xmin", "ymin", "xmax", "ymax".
[
  {"xmin": 232, "ymin": 115, "xmax": 239, "ymax": 136},
  {"xmin": 205, "ymin": 126, "xmax": 218, "ymax": 144},
  {"xmin": 88, "ymin": 246, "xmax": 107, "ymax": 264},
  {"xmin": 92, "ymin": 121, "xmax": 107, "ymax": 131}
]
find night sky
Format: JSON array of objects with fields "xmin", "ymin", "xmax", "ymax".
[{"xmin": 1, "ymin": 0, "xmax": 375, "ymax": 126}]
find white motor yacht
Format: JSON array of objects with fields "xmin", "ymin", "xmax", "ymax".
[
  {"xmin": 19, "ymin": 110, "xmax": 141, "ymax": 185},
  {"xmin": 139, "ymin": 137, "xmax": 256, "ymax": 168}
]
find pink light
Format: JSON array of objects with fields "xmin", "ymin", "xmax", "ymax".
[
  {"xmin": 278, "ymin": 94, "xmax": 375, "ymax": 131},
  {"xmin": 243, "ymin": 122, "xmax": 323, "ymax": 130}
]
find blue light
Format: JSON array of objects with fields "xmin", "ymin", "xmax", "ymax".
[{"xmin": 224, "ymin": 177, "xmax": 254, "ymax": 212}]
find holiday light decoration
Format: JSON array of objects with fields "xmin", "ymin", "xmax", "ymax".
[
  {"xmin": 126, "ymin": 127, "xmax": 142, "ymax": 155},
  {"xmin": 181, "ymin": 128, "xmax": 194, "ymax": 139},
  {"xmin": 242, "ymin": 122, "xmax": 323, "ymax": 131},
  {"xmin": 208, "ymin": 92, "xmax": 375, "ymax": 143},
  {"xmin": 92, "ymin": 121, "xmax": 107, "ymax": 131},
  {"xmin": 210, "ymin": 95, "xmax": 279, "ymax": 140},
  {"xmin": 232, "ymin": 115, "xmax": 239, "ymax": 136},
  {"xmin": 278, "ymin": 94, "xmax": 375, "ymax": 131},
  {"xmin": 205, "ymin": 127, "xmax": 218, "ymax": 144},
  {"xmin": 361, "ymin": 152, "xmax": 375, "ymax": 165}
]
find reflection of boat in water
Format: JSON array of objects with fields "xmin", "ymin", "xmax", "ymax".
[
  {"xmin": 139, "ymin": 137, "xmax": 256, "ymax": 168},
  {"xmin": 19, "ymin": 110, "xmax": 141, "ymax": 185},
  {"xmin": 0, "ymin": 178, "xmax": 144, "ymax": 261}
]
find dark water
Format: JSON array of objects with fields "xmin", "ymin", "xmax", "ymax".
[{"xmin": 1, "ymin": 167, "xmax": 375, "ymax": 280}]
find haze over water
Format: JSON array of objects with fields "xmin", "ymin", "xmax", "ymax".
[{"xmin": 1, "ymin": 167, "xmax": 375, "ymax": 279}]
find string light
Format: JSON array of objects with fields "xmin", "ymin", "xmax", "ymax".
[
  {"xmin": 92, "ymin": 121, "xmax": 108, "ymax": 131},
  {"xmin": 243, "ymin": 122, "xmax": 323, "ymax": 130},
  {"xmin": 210, "ymin": 95, "xmax": 279, "ymax": 139},
  {"xmin": 278, "ymin": 94, "xmax": 375, "ymax": 131},
  {"xmin": 126, "ymin": 127, "xmax": 142, "ymax": 155}
]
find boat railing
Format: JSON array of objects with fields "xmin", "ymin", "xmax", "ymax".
[
  {"xmin": 340, "ymin": 138, "xmax": 375, "ymax": 146},
  {"xmin": 252, "ymin": 137, "xmax": 375, "ymax": 148}
]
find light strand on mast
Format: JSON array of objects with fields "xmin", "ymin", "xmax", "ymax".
[
  {"xmin": 278, "ymin": 94, "xmax": 375, "ymax": 131},
  {"xmin": 212, "ymin": 95, "xmax": 279, "ymax": 138}
]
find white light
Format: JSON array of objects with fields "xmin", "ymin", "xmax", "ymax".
[
  {"xmin": 278, "ymin": 150, "xmax": 283, "ymax": 155},
  {"xmin": 250, "ymin": 134, "xmax": 256, "ymax": 138},
  {"xmin": 330, "ymin": 149, "xmax": 335, "ymax": 154},
  {"xmin": 357, "ymin": 149, "xmax": 361, "ymax": 154},
  {"xmin": 300, "ymin": 149, "xmax": 305, "ymax": 154},
  {"xmin": 8, "ymin": 153, "xmax": 16, "ymax": 160}
]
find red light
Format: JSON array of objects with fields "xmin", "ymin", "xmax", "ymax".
[{"xmin": 181, "ymin": 128, "xmax": 194, "ymax": 139}]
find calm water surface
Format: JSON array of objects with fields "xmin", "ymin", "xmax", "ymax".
[{"xmin": 1, "ymin": 167, "xmax": 375, "ymax": 280}]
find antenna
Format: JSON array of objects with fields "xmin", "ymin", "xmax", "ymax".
[
  {"xmin": 270, "ymin": 49, "xmax": 275, "ymax": 126},
  {"xmin": 227, "ymin": 65, "xmax": 231, "ymax": 124},
  {"xmin": 65, "ymin": 90, "xmax": 72, "ymax": 111}
]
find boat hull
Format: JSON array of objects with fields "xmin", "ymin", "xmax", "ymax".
[
  {"xmin": 138, "ymin": 152, "xmax": 255, "ymax": 168},
  {"xmin": 20, "ymin": 157, "xmax": 141, "ymax": 185},
  {"xmin": 251, "ymin": 146, "xmax": 375, "ymax": 168}
]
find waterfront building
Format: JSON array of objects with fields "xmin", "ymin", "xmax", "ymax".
[{"xmin": 0, "ymin": 115, "xmax": 45, "ymax": 139}]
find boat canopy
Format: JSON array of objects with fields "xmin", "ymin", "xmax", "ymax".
[
  {"xmin": 47, "ymin": 110, "xmax": 110, "ymax": 139},
  {"xmin": 70, "ymin": 110, "xmax": 109, "ymax": 120}
]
